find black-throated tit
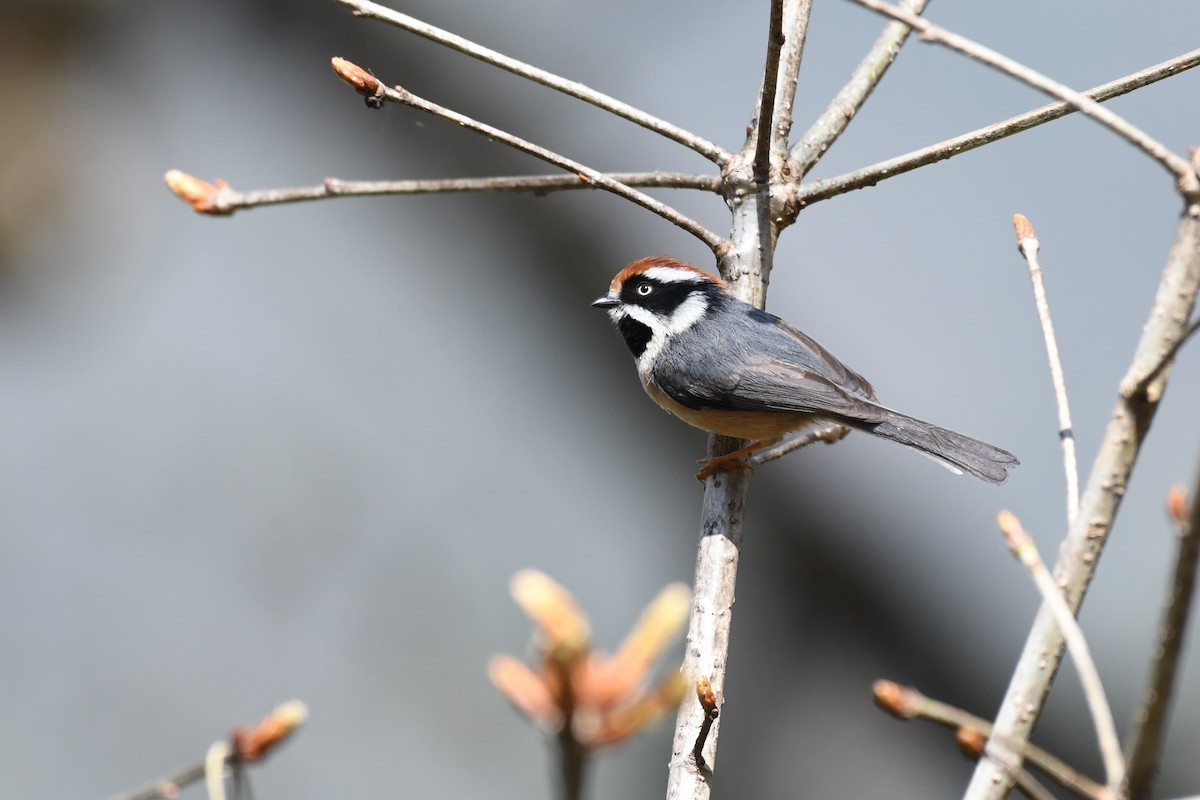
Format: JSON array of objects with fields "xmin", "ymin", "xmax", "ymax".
[{"xmin": 593, "ymin": 256, "xmax": 1018, "ymax": 483}]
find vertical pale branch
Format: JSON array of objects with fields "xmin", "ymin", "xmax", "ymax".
[
  {"xmin": 665, "ymin": 3, "xmax": 810, "ymax": 799},
  {"xmin": 967, "ymin": 180, "xmax": 1200, "ymax": 800},
  {"xmin": 1124, "ymin": 482, "xmax": 1200, "ymax": 800},
  {"xmin": 1013, "ymin": 214, "xmax": 1080, "ymax": 528}
]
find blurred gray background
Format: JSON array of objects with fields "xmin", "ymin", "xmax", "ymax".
[{"xmin": 2, "ymin": 1, "xmax": 1199, "ymax": 797}]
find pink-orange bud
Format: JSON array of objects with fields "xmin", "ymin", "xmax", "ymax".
[
  {"xmin": 956, "ymin": 726, "xmax": 987, "ymax": 758},
  {"xmin": 231, "ymin": 701, "xmax": 308, "ymax": 762},
  {"xmin": 164, "ymin": 170, "xmax": 219, "ymax": 213},
  {"xmin": 696, "ymin": 676, "xmax": 718, "ymax": 718},
  {"xmin": 872, "ymin": 680, "xmax": 918, "ymax": 719},
  {"xmin": 1013, "ymin": 213, "xmax": 1037, "ymax": 241},
  {"xmin": 1167, "ymin": 485, "xmax": 1189, "ymax": 524}
]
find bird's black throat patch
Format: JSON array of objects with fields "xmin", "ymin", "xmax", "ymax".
[{"xmin": 617, "ymin": 315, "xmax": 653, "ymax": 358}]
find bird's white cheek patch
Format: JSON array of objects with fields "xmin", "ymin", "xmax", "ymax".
[{"xmin": 665, "ymin": 293, "xmax": 708, "ymax": 336}]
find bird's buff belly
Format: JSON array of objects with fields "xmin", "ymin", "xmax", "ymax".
[{"xmin": 643, "ymin": 379, "xmax": 817, "ymax": 441}]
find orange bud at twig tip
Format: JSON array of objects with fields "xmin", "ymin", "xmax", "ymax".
[
  {"xmin": 872, "ymin": 680, "xmax": 918, "ymax": 719},
  {"xmin": 331, "ymin": 57, "xmax": 385, "ymax": 109},
  {"xmin": 1013, "ymin": 213, "xmax": 1037, "ymax": 241},
  {"xmin": 231, "ymin": 700, "xmax": 308, "ymax": 762},
  {"xmin": 696, "ymin": 677, "xmax": 719, "ymax": 719},
  {"xmin": 1167, "ymin": 485, "xmax": 1189, "ymax": 524},
  {"xmin": 164, "ymin": 170, "xmax": 221, "ymax": 213}
]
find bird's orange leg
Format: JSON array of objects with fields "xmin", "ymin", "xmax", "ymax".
[{"xmin": 695, "ymin": 439, "xmax": 776, "ymax": 481}]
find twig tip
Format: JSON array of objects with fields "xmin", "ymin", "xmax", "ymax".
[
  {"xmin": 872, "ymin": 679, "xmax": 918, "ymax": 719},
  {"xmin": 1013, "ymin": 213, "xmax": 1037, "ymax": 241},
  {"xmin": 1167, "ymin": 484, "xmax": 1189, "ymax": 524},
  {"xmin": 231, "ymin": 700, "xmax": 308, "ymax": 762},
  {"xmin": 696, "ymin": 676, "xmax": 719, "ymax": 719},
  {"xmin": 331, "ymin": 56, "xmax": 385, "ymax": 108},
  {"xmin": 164, "ymin": 169, "xmax": 226, "ymax": 214}
]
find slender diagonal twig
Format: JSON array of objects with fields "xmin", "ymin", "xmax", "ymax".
[
  {"xmin": 797, "ymin": 48, "xmax": 1200, "ymax": 206},
  {"xmin": 873, "ymin": 681, "xmax": 1105, "ymax": 799},
  {"xmin": 747, "ymin": 422, "xmax": 850, "ymax": 467},
  {"xmin": 847, "ymin": 0, "xmax": 1199, "ymax": 193},
  {"xmin": 792, "ymin": 0, "xmax": 929, "ymax": 176},
  {"xmin": 750, "ymin": 0, "xmax": 813, "ymax": 180},
  {"xmin": 331, "ymin": 60, "xmax": 728, "ymax": 254},
  {"xmin": 1125, "ymin": 483, "xmax": 1200, "ymax": 800},
  {"xmin": 751, "ymin": 0, "xmax": 788, "ymax": 183},
  {"xmin": 334, "ymin": 0, "xmax": 731, "ymax": 165},
  {"xmin": 770, "ymin": 0, "xmax": 812, "ymax": 154},
  {"xmin": 999, "ymin": 511, "xmax": 1126, "ymax": 790},
  {"xmin": 164, "ymin": 173, "xmax": 722, "ymax": 216},
  {"xmin": 1013, "ymin": 215, "xmax": 1079, "ymax": 529}
]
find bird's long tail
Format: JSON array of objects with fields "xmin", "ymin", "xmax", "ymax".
[{"xmin": 866, "ymin": 410, "xmax": 1019, "ymax": 485}]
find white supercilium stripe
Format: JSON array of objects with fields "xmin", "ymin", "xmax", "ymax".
[{"xmin": 642, "ymin": 265, "xmax": 704, "ymax": 284}]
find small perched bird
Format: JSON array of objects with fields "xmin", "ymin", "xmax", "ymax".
[{"xmin": 593, "ymin": 256, "xmax": 1019, "ymax": 483}]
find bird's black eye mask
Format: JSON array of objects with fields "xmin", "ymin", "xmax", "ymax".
[{"xmin": 620, "ymin": 278, "xmax": 707, "ymax": 317}]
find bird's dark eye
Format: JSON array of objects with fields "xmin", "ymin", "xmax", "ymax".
[{"xmin": 635, "ymin": 282, "xmax": 653, "ymax": 296}]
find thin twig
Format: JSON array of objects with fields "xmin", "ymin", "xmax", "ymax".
[
  {"xmin": 334, "ymin": 0, "xmax": 731, "ymax": 165},
  {"xmin": 552, "ymin": 657, "xmax": 587, "ymax": 800},
  {"xmin": 846, "ymin": 0, "xmax": 1199, "ymax": 194},
  {"xmin": 796, "ymin": 48, "xmax": 1200, "ymax": 206},
  {"xmin": 106, "ymin": 702, "xmax": 307, "ymax": 800},
  {"xmin": 750, "ymin": 0, "xmax": 813, "ymax": 180},
  {"xmin": 1125, "ymin": 483, "xmax": 1200, "ymax": 800},
  {"xmin": 770, "ymin": 0, "xmax": 813, "ymax": 154},
  {"xmin": 204, "ymin": 742, "xmax": 230, "ymax": 800},
  {"xmin": 1013, "ymin": 214, "xmax": 1080, "ymax": 529},
  {"xmin": 792, "ymin": 0, "xmax": 930, "ymax": 176},
  {"xmin": 873, "ymin": 681, "xmax": 1105, "ymax": 800},
  {"xmin": 751, "ymin": 0, "xmax": 787, "ymax": 183},
  {"xmin": 341, "ymin": 64, "xmax": 728, "ymax": 255},
  {"xmin": 165, "ymin": 173, "xmax": 721, "ymax": 216},
  {"xmin": 998, "ymin": 511, "xmax": 1126, "ymax": 790},
  {"xmin": 747, "ymin": 422, "xmax": 850, "ymax": 467},
  {"xmin": 1013, "ymin": 770, "xmax": 1059, "ymax": 800}
]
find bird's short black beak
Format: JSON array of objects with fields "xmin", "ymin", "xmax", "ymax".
[{"xmin": 591, "ymin": 296, "xmax": 618, "ymax": 309}]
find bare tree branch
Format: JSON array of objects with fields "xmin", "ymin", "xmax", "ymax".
[
  {"xmin": 1013, "ymin": 214, "xmax": 1080, "ymax": 529},
  {"xmin": 751, "ymin": 0, "xmax": 788, "ymax": 183},
  {"xmin": 847, "ymin": 0, "xmax": 1200, "ymax": 194},
  {"xmin": 334, "ymin": 0, "xmax": 731, "ymax": 165},
  {"xmin": 106, "ymin": 702, "xmax": 307, "ymax": 800},
  {"xmin": 667, "ymin": 4, "xmax": 812, "ymax": 798},
  {"xmin": 796, "ymin": 48, "xmax": 1200, "ymax": 206},
  {"xmin": 792, "ymin": 0, "xmax": 929, "ymax": 176},
  {"xmin": 999, "ymin": 511, "xmax": 1125, "ymax": 790},
  {"xmin": 873, "ymin": 681, "xmax": 1105, "ymax": 800},
  {"xmin": 751, "ymin": 0, "xmax": 813, "ymax": 180},
  {"xmin": 1125, "ymin": 483, "xmax": 1200, "ymax": 800},
  {"xmin": 162, "ymin": 173, "xmax": 721, "ymax": 216},
  {"xmin": 329, "ymin": 59, "xmax": 729, "ymax": 255}
]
